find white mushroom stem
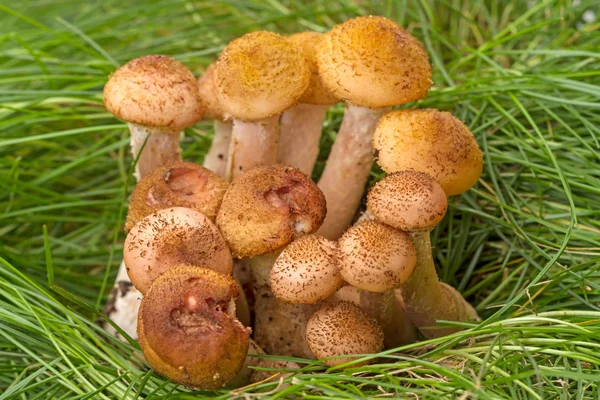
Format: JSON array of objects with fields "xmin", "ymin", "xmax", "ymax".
[
  {"xmin": 203, "ymin": 120, "xmax": 233, "ymax": 177},
  {"xmin": 277, "ymin": 103, "xmax": 329, "ymax": 176},
  {"xmin": 128, "ymin": 123, "xmax": 182, "ymax": 180},
  {"xmin": 226, "ymin": 116, "xmax": 279, "ymax": 180},
  {"xmin": 317, "ymin": 104, "xmax": 390, "ymax": 239},
  {"xmin": 103, "ymin": 260, "xmax": 142, "ymax": 340}
]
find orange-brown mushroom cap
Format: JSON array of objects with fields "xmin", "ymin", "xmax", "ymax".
[
  {"xmin": 338, "ymin": 220, "xmax": 417, "ymax": 292},
  {"xmin": 270, "ymin": 235, "xmax": 342, "ymax": 304},
  {"xmin": 306, "ymin": 301, "xmax": 383, "ymax": 367},
  {"xmin": 124, "ymin": 207, "xmax": 233, "ymax": 294},
  {"xmin": 372, "ymin": 109, "xmax": 484, "ymax": 196},
  {"xmin": 214, "ymin": 31, "xmax": 311, "ymax": 121},
  {"xmin": 287, "ymin": 32, "xmax": 338, "ymax": 105},
  {"xmin": 104, "ymin": 55, "xmax": 205, "ymax": 129},
  {"xmin": 138, "ymin": 265, "xmax": 249, "ymax": 389},
  {"xmin": 197, "ymin": 63, "xmax": 227, "ymax": 121},
  {"xmin": 125, "ymin": 161, "xmax": 229, "ymax": 232},
  {"xmin": 367, "ymin": 171, "xmax": 447, "ymax": 232},
  {"xmin": 317, "ymin": 16, "xmax": 431, "ymax": 108},
  {"xmin": 216, "ymin": 164, "xmax": 326, "ymax": 258}
]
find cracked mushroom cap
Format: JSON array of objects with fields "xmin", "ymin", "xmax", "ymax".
[
  {"xmin": 306, "ymin": 301, "xmax": 383, "ymax": 367},
  {"xmin": 287, "ymin": 32, "xmax": 338, "ymax": 105},
  {"xmin": 217, "ymin": 164, "xmax": 326, "ymax": 258},
  {"xmin": 367, "ymin": 171, "xmax": 447, "ymax": 232},
  {"xmin": 138, "ymin": 265, "xmax": 249, "ymax": 389},
  {"xmin": 338, "ymin": 220, "xmax": 417, "ymax": 292},
  {"xmin": 316, "ymin": 16, "xmax": 431, "ymax": 108},
  {"xmin": 124, "ymin": 207, "xmax": 233, "ymax": 294},
  {"xmin": 197, "ymin": 63, "xmax": 227, "ymax": 121},
  {"xmin": 214, "ymin": 31, "xmax": 310, "ymax": 121},
  {"xmin": 125, "ymin": 161, "xmax": 229, "ymax": 232},
  {"xmin": 373, "ymin": 109, "xmax": 483, "ymax": 196},
  {"xmin": 104, "ymin": 55, "xmax": 205, "ymax": 129},
  {"xmin": 270, "ymin": 235, "xmax": 343, "ymax": 304}
]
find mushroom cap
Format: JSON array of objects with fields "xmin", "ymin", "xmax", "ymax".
[
  {"xmin": 214, "ymin": 31, "xmax": 311, "ymax": 121},
  {"xmin": 287, "ymin": 32, "xmax": 339, "ymax": 105},
  {"xmin": 373, "ymin": 109, "xmax": 483, "ymax": 196},
  {"xmin": 367, "ymin": 171, "xmax": 447, "ymax": 232},
  {"xmin": 217, "ymin": 164, "xmax": 326, "ymax": 258},
  {"xmin": 270, "ymin": 235, "xmax": 342, "ymax": 304},
  {"xmin": 125, "ymin": 161, "xmax": 229, "ymax": 232},
  {"xmin": 138, "ymin": 265, "xmax": 249, "ymax": 389},
  {"xmin": 338, "ymin": 220, "xmax": 417, "ymax": 292},
  {"xmin": 197, "ymin": 63, "xmax": 227, "ymax": 121},
  {"xmin": 124, "ymin": 207, "xmax": 233, "ymax": 294},
  {"xmin": 306, "ymin": 301, "xmax": 383, "ymax": 367},
  {"xmin": 104, "ymin": 55, "xmax": 205, "ymax": 129},
  {"xmin": 316, "ymin": 16, "xmax": 431, "ymax": 108}
]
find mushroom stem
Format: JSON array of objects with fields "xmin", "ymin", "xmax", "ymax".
[
  {"xmin": 128, "ymin": 123, "xmax": 182, "ymax": 180},
  {"xmin": 226, "ymin": 116, "xmax": 279, "ymax": 180},
  {"xmin": 230, "ymin": 339, "xmax": 299, "ymax": 387},
  {"xmin": 317, "ymin": 104, "xmax": 390, "ymax": 239},
  {"xmin": 203, "ymin": 120, "xmax": 233, "ymax": 177},
  {"xmin": 277, "ymin": 103, "xmax": 329, "ymax": 176}
]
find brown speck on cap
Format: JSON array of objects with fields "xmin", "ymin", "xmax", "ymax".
[
  {"xmin": 306, "ymin": 301, "xmax": 383, "ymax": 367},
  {"xmin": 104, "ymin": 55, "xmax": 205, "ymax": 129}
]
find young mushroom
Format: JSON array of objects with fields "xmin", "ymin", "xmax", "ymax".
[
  {"xmin": 214, "ymin": 32, "xmax": 310, "ymax": 180},
  {"xmin": 277, "ymin": 32, "xmax": 339, "ymax": 176},
  {"xmin": 315, "ymin": 16, "xmax": 432, "ymax": 239},
  {"xmin": 103, "ymin": 55, "xmax": 204, "ymax": 179},
  {"xmin": 216, "ymin": 164, "xmax": 327, "ymax": 357},
  {"xmin": 306, "ymin": 301, "xmax": 383, "ymax": 367},
  {"xmin": 138, "ymin": 265, "xmax": 249, "ymax": 389}
]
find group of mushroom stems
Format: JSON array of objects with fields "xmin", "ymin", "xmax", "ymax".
[{"xmin": 102, "ymin": 16, "xmax": 484, "ymax": 389}]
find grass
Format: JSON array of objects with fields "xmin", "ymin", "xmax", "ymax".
[{"xmin": 1, "ymin": 0, "xmax": 599, "ymax": 398}]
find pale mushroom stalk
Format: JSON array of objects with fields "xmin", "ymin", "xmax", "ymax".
[{"xmin": 203, "ymin": 119, "xmax": 233, "ymax": 177}]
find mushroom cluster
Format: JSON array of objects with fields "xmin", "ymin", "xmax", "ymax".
[{"xmin": 102, "ymin": 15, "xmax": 484, "ymax": 389}]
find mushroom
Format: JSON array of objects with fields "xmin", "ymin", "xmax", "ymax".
[
  {"xmin": 214, "ymin": 32, "xmax": 310, "ymax": 180},
  {"xmin": 103, "ymin": 55, "xmax": 204, "ymax": 179},
  {"xmin": 124, "ymin": 207, "xmax": 233, "ymax": 294},
  {"xmin": 277, "ymin": 32, "xmax": 339, "ymax": 176},
  {"xmin": 315, "ymin": 16, "xmax": 432, "ymax": 239},
  {"xmin": 216, "ymin": 164, "xmax": 326, "ymax": 357},
  {"xmin": 125, "ymin": 161, "xmax": 228, "ymax": 232},
  {"xmin": 306, "ymin": 301, "xmax": 383, "ymax": 367},
  {"xmin": 197, "ymin": 63, "xmax": 232, "ymax": 177},
  {"xmin": 138, "ymin": 265, "xmax": 249, "ymax": 389}
]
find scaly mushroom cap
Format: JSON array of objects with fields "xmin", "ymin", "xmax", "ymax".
[
  {"xmin": 197, "ymin": 63, "xmax": 227, "ymax": 121},
  {"xmin": 338, "ymin": 220, "xmax": 416, "ymax": 292},
  {"xmin": 306, "ymin": 301, "xmax": 383, "ymax": 367},
  {"xmin": 270, "ymin": 235, "xmax": 342, "ymax": 304},
  {"xmin": 138, "ymin": 265, "xmax": 249, "ymax": 389},
  {"xmin": 125, "ymin": 161, "xmax": 229, "ymax": 232},
  {"xmin": 124, "ymin": 207, "xmax": 233, "ymax": 294},
  {"xmin": 214, "ymin": 31, "xmax": 311, "ymax": 121},
  {"xmin": 104, "ymin": 55, "xmax": 205, "ymax": 129},
  {"xmin": 367, "ymin": 171, "xmax": 447, "ymax": 232},
  {"xmin": 217, "ymin": 164, "xmax": 326, "ymax": 258},
  {"xmin": 373, "ymin": 109, "xmax": 483, "ymax": 196},
  {"xmin": 288, "ymin": 32, "xmax": 339, "ymax": 105},
  {"xmin": 317, "ymin": 16, "xmax": 431, "ymax": 108}
]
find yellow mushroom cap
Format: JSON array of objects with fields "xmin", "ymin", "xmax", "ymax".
[
  {"xmin": 287, "ymin": 32, "xmax": 339, "ymax": 105},
  {"xmin": 270, "ymin": 235, "xmax": 342, "ymax": 304},
  {"xmin": 306, "ymin": 301, "xmax": 383, "ymax": 367},
  {"xmin": 104, "ymin": 55, "xmax": 205, "ymax": 129},
  {"xmin": 338, "ymin": 220, "xmax": 417, "ymax": 292},
  {"xmin": 216, "ymin": 164, "xmax": 326, "ymax": 258},
  {"xmin": 125, "ymin": 161, "xmax": 229, "ymax": 232},
  {"xmin": 138, "ymin": 265, "xmax": 249, "ymax": 389},
  {"xmin": 367, "ymin": 171, "xmax": 447, "ymax": 232},
  {"xmin": 373, "ymin": 109, "xmax": 483, "ymax": 195},
  {"xmin": 214, "ymin": 31, "xmax": 311, "ymax": 121},
  {"xmin": 197, "ymin": 63, "xmax": 227, "ymax": 121},
  {"xmin": 317, "ymin": 16, "xmax": 431, "ymax": 108}
]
